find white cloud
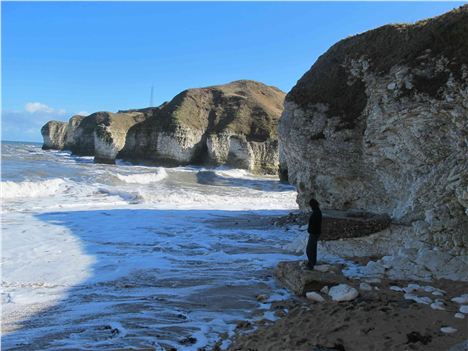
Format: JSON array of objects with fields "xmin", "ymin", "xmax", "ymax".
[
  {"xmin": 76, "ymin": 111, "xmax": 90, "ymax": 116},
  {"xmin": 24, "ymin": 102, "xmax": 66, "ymax": 115}
]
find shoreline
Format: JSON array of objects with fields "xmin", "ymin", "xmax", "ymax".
[{"xmin": 223, "ymin": 260, "xmax": 468, "ymax": 351}]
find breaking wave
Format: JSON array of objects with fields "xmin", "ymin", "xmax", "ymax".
[
  {"xmin": 1, "ymin": 178, "xmax": 69, "ymax": 199},
  {"xmin": 115, "ymin": 169, "xmax": 167, "ymax": 184}
]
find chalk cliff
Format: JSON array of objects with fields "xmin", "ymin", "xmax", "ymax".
[
  {"xmin": 120, "ymin": 80, "xmax": 285, "ymax": 173},
  {"xmin": 41, "ymin": 121, "xmax": 68, "ymax": 150},
  {"xmin": 41, "ymin": 80, "xmax": 284, "ymax": 173},
  {"xmin": 279, "ymin": 6, "xmax": 468, "ymax": 252}
]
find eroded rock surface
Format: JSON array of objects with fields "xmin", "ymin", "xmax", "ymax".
[
  {"xmin": 41, "ymin": 121, "xmax": 68, "ymax": 150},
  {"xmin": 94, "ymin": 112, "xmax": 147, "ymax": 164},
  {"xmin": 279, "ymin": 6, "xmax": 468, "ymax": 251},
  {"xmin": 120, "ymin": 80, "xmax": 285, "ymax": 173},
  {"xmin": 41, "ymin": 80, "xmax": 284, "ymax": 173}
]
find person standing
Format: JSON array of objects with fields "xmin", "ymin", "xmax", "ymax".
[{"xmin": 306, "ymin": 198, "xmax": 322, "ymax": 269}]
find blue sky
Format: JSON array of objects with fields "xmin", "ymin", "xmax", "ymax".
[{"xmin": 2, "ymin": 1, "xmax": 464, "ymax": 142}]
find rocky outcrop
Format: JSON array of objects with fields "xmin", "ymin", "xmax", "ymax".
[
  {"xmin": 279, "ymin": 6, "xmax": 468, "ymax": 252},
  {"xmin": 41, "ymin": 121, "xmax": 68, "ymax": 150},
  {"xmin": 41, "ymin": 80, "xmax": 284, "ymax": 173},
  {"xmin": 64, "ymin": 115, "xmax": 85, "ymax": 150},
  {"xmin": 93, "ymin": 112, "xmax": 147, "ymax": 164},
  {"xmin": 120, "ymin": 80, "xmax": 285, "ymax": 173}
]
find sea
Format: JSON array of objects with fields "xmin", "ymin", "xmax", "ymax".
[{"xmin": 1, "ymin": 141, "xmax": 302, "ymax": 350}]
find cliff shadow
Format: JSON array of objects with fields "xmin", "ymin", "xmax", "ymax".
[{"xmin": 3, "ymin": 208, "xmax": 299, "ymax": 350}]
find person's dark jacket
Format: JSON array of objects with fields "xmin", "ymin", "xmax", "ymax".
[{"xmin": 308, "ymin": 209, "xmax": 322, "ymax": 236}]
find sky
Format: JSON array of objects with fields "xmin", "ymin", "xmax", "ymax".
[{"xmin": 1, "ymin": 1, "xmax": 465, "ymax": 142}]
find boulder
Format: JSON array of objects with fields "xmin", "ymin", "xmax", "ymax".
[
  {"xmin": 275, "ymin": 260, "xmax": 348, "ymax": 296},
  {"xmin": 278, "ymin": 6, "xmax": 468, "ymax": 251},
  {"xmin": 328, "ymin": 284, "xmax": 359, "ymax": 302}
]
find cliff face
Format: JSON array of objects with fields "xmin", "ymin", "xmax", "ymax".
[
  {"xmin": 41, "ymin": 121, "xmax": 68, "ymax": 150},
  {"xmin": 93, "ymin": 111, "xmax": 147, "ymax": 164},
  {"xmin": 40, "ymin": 80, "xmax": 284, "ymax": 173},
  {"xmin": 120, "ymin": 80, "xmax": 285, "ymax": 173},
  {"xmin": 279, "ymin": 6, "xmax": 468, "ymax": 252}
]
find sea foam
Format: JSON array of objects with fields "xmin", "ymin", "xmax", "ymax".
[
  {"xmin": 115, "ymin": 168, "xmax": 167, "ymax": 184},
  {"xmin": 1, "ymin": 178, "xmax": 68, "ymax": 199}
]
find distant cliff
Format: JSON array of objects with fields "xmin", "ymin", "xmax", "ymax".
[
  {"xmin": 279, "ymin": 6, "xmax": 468, "ymax": 252},
  {"xmin": 41, "ymin": 80, "xmax": 285, "ymax": 174}
]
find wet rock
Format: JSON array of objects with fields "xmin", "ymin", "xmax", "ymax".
[
  {"xmin": 275, "ymin": 260, "xmax": 348, "ymax": 296},
  {"xmin": 179, "ymin": 336, "xmax": 197, "ymax": 345},
  {"xmin": 256, "ymin": 294, "xmax": 269, "ymax": 302}
]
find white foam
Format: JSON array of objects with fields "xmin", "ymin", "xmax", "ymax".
[
  {"xmin": 116, "ymin": 168, "xmax": 167, "ymax": 184},
  {"xmin": 1, "ymin": 178, "xmax": 68, "ymax": 199}
]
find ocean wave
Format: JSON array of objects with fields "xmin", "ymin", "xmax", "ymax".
[
  {"xmin": 1, "ymin": 178, "xmax": 68, "ymax": 199},
  {"xmin": 213, "ymin": 167, "xmax": 251, "ymax": 179},
  {"xmin": 115, "ymin": 169, "xmax": 167, "ymax": 184},
  {"xmin": 96, "ymin": 188, "xmax": 143, "ymax": 203}
]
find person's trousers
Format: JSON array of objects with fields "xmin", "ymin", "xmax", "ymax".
[{"xmin": 306, "ymin": 233, "xmax": 319, "ymax": 267}]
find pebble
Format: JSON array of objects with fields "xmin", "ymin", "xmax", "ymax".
[
  {"xmin": 390, "ymin": 286, "xmax": 403, "ymax": 292},
  {"xmin": 359, "ymin": 282, "xmax": 372, "ymax": 291},
  {"xmin": 451, "ymin": 294, "xmax": 468, "ymax": 304},
  {"xmin": 403, "ymin": 283, "xmax": 421, "ymax": 293},
  {"xmin": 404, "ymin": 293, "xmax": 432, "ymax": 305},
  {"xmin": 440, "ymin": 326, "xmax": 457, "ymax": 334},
  {"xmin": 454, "ymin": 313, "xmax": 465, "ymax": 319},
  {"xmin": 306, "ymin": 291, "xmax": 325, "ymax": 303},
  {"xmin": 430, "ymin": 301, "xmax": 445, "ymax": 310},
  {"xmin": 328, "ymin": 284, "xmax": 359, "ymax": 302},
  {"xmin": 256, "ymin": 294, "xmax": 269, "ymax": 302},
  {"xmin": 459, "ymin": 305, "xmax": 468, "ymax": 314}
]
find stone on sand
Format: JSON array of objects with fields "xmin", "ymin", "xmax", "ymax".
[
  {"xmin": 359, "ymin": 282, "xmax": 372, "ymax": 291},
  {"xmin": 328, "ymin": 284, "xmax": 359, "ymax": 302},
  {"xmin": 440, "ymin": 326, "xmax": 458, "ymax": 334},
  {"xmin": 451, "ymin": 294, "xmax": 468, "ymax": 304},
  {"xmin": 454, "ymin": 313, "xmax": 465, "ymax": 319},
  {"xmin": 305, "ymin": 291, "xmax": 325, "ymax": 303}
]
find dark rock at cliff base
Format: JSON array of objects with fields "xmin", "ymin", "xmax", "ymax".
[{"xmin": 279, "ymin": 6, "xmax": 468, "ymax": 251}]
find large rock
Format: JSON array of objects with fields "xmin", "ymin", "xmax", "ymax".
[
  {"xmin": 279, "ymin": 6, "xmax": 468, "ymax": 251},
  {"xmin": 120, "ymin": 80, "xmax": 285, "ymax": 173},
  {"xmin": 275, "ymin": 260, "xmax": 348, "ymax": 296},
  {"xmin": 41, "ymin": 121, "xmax": 68, "ymax": 150},
  {"xmin": 93, "ymin": 111, "xmax": 148, "ymax": 164}
]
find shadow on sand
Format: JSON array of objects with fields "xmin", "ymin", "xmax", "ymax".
[{"xmin": 3, "ymin": 208, "xmax": 300, "ymax": 350}]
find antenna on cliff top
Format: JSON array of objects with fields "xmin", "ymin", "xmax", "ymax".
[{"xmin": 150, "ymin": 85, "xmax": 154, "ymax": 107}]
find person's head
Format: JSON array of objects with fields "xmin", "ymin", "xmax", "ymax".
[{"xmin": 309, "ymin": 198, "xmax": 320, "ymax": 210}]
